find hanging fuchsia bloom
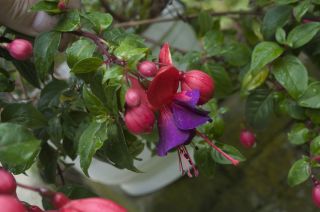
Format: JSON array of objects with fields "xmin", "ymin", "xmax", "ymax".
[{"xmin": 145, "ymin": 43, "xmax": 239, "ymax": 177}]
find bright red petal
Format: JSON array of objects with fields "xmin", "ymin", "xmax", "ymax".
[
  {"xmin": 158, "ymin": 42, "xmax": 173, "ymax": 66},
  {"xmin": 147, "ymin": 66, "xmax": 180, "ymax": 109}
]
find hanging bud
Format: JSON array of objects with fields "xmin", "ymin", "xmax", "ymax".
[
  {"xmin": 59, "ymin": 197, "xmax": 126, "ymax": 212},
  {"xmin": 181, "ymin": 70, "xmax": 215, "ymax": 105},
  {"xmin": 125, "ymin": 88, "xmax": 141, "ymax": 107},
  {"xmin": 0, "ymin": 168, "xmax": 17, "ymax": 195},
  {"xmin": 240, "ymin": 129, "xmax": 256, "ymax": 148},
  {"xmin": 159, "ymin": 42, "xmax": 172, "ymax": 66},
  {"xmin": 0, "ymin": 195, "xmax": 26, "ymax": 212},
  {"xmin": 52, "ymin": 192, "xmax": 70, "ymax": 209},
  {"xmin": 58, "ymin": 0, "xmax": 66, "ymax": 10},
  {"xmin": 28, "ymin": 205, "xmax": 44, "ymax": 212},
  {"xmin": 313, "ymin": 185, "xmax": 320, "ymax": 208},
  {"xmin": 137, "ymin": 61, "xmax": 158, "ymax": 77},
  {"xmin": 125, "ymin": 104, "xmax": 155, "ymax": 134},
  {"xmin": 6, "ymin": 39, "xmax": 33, "ymax": 61}
]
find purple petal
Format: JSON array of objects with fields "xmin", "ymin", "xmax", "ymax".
[
  {"xmin": 172, "ymin": 102, "xmax": 211, "ymax": 130},
  {"xmin": 156, "ymin": 106, "xmax": 194, "ymax": 156},
  {"xmin": 174, "ymin": 89, "xmax": 200, "ymax": 107}
]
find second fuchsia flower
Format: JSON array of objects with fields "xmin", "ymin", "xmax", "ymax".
[{"xmin": 124, "ymin": 43, "xmax": 240, "ymax": 177}]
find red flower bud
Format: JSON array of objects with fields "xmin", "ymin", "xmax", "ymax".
[
  {"xmin": 0, "ymin": 195, "xmax": 26, "ymax": 212},
  {"xmin": 58, "ymin": 1, "xmax": 66, "ymax": 10},
  {"xmin": 28, "ymin": 205, "xmax": 44, "ymax": 212},
  {"xmin": 125, "ymin": 88, "xmax": 141, "ymax": 107},
  {"xmin": 240, "ymin": 130, "xmax": 256, "ymax": 148},
  {"xmin": 313, "ymin": 185, "xmax": 320, "ymax": 208},
  {"xmin": 125, "ymin": 104, "xmax": 155, "ymax": 134},
  {"xmin": 59, "ymin": 197, "xmax": 126, "ymax": 212},
  {"xmin": 6, "ymin": 39, "xmax": 33, "ymax": 60},
  {"xmin": 137, "ymin": 61, "xmax": 158, "ymax": 77},
  {"xmin": 52, "ymin": 192, "xmax": 70, "ymax": 209},
  {"xmin": 159, "ymin": 42, "xmax": 172, "ymax": 66},
  {"xmin": 0, "ymin": 168, "xmax": 16, "ymax": 195},
  {"xmin": 181, "ymin": 70, "xmax": 215, "ymax": 105}
]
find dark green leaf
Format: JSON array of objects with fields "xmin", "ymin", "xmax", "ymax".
[
  {"xmin": 38, "ymin": 142, "xmax": 58, "ymax": 183},
  {"xmin": 55, "ymin": 10, "xmax": 81, "ymax": 32},
  {"xmin": 293, "ymin": 1, "xmax": 311, "ymax": 22},
  {"xmin": 246, "ymin": 87, "xmax": 274, "ymax": 129},
  {"xmin": 298, "ymin": 82, "xmax": 320, "ymax": 108},
  {"xmin": 71, "ymin": 57, "xmax": 104, "ymax": 74},
  {"xmin": 194, "ymin": 145, "xmax": 216, "ymax": 178},
  {"xmin": 287, "ymin": 22, "xmax": 320, "ymax": 48},
  {"xmin": 82, "ymin": 85, "xmax": 107, "ymax": 120},
  {"xmin": 273, "ymin": 55, "xmax": 308, "ymax": 99},
  {"xmin": 287, "ymin": 158, "xmax": 311, "ymax": 187},
  {"xmin": 222, "ymin": 43, "xmax": 251, "ymax": 67},
  {"xmin": 34, "ymin": 31, "xmax": 61, "ymax": 81},
  {"xmin": 66, "ymin": 39, "xmax": 96, "ymax": 68},
  {"xmin": 83, "ymin": 12, "xmax": 113, "ymax": 33},
  {"xmin": 311, "ymin": 136, "xmax": 320, "ymax": 155},
  {"xmin": 203, "ymin": 30, "xmax": 224, "ymax": 56},
  {"xmin": 211, "ymin": 142, "xmax": 245, "ymax": 165},
  {"xmin": 288, "ymin": 123, "xmax": 310, "ymax": 145},
  {"xmin": 47, "ymin": 116, "xmax": 63, "ymax": 143},
  {"xmin": 197, "ymin": 12, "xmax": 215, "ymax": 37},
  {"xmin": 0, "ymin": 123, "xmax": 41, "ymax": 174}
]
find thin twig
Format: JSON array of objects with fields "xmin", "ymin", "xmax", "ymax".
[{"xmin": 114, "ymin": 10, "xmax": 260, "ymax": 28}]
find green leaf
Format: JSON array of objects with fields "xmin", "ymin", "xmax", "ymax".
[
  {"xmin": 288, "ymin": 123, "xmax": 310, "ymax": 145},
  {"xmin": 203, "ymin": 30, "xmax": 224, "ymax": 56},
  {"xmin": 66, "ymin": 39, "xmax": 96, "ymax": 68},
  {"xmin": 82, "ymin": 85, "xmax": 107, "ymax": 120},
  {"xmin": 275, "ymin": 27, "xmax": 287, "ymax": 44},
  {"xmin": 71, "ymin": 57, "xmax": 104, "ymax": 74},
  {"xmin": 31, "ymin": 1, "xmax": 61, "ymax": 13},
  {"xmin": 1, "ymin": 103, "xmax": 47, "ymax": 128},
  {"xmin": 287, "ymin": 22, "xmax": 320, "ymax": 48},
  {"xmin": 34, "ymin": 31, "xmax": 61, "ymax": 81},
  {"xmin": 47, "ymin": 116, "xmax": 63, "ymax": 144},
  {"xmin": 55, "ymin": 10, "xmax": 81, "ymax": 32},
  {"xmin": 287, "ymin": 158, "xmax": 311, "ymax": 187},
  {"xmin": 0, "ymin": 70, "xmax": 14, "ymax": 92},
  {"xmin": 273, "ymin": 55, "xmax": 308, "ymax": 99},
  {"xmin": 245, "ymin": 87, "xmax": 274, "ymax": 129},
  {"xmin": 103, "ymin": 66, "xmax": 123, "ymax": 84},
  {"xmin": 262, "ymin": 5, "xmax": 292, "ymax": 39},
  {"xmin": 222, "ymin": 43, "xmax": 251, "ymax": 67},
  {"xmin": 306, "ymin": 109, "xmax": 320, "ymax": 124},
  {"xmin": 203, "ymin": 63, "xmax": 233, "ymax": 99},
  {"xmin": 250, "ymin": 41, "xmax": 284, "ymax": 72},
  {"xmin": 37, "ymin": 142, "xmax": 58, "ymax": 183},
  {"xmin": 0, "ymin": 123, "xmax": 41, "ymax": 174},
  {"xmin": 78, "ymin": 121, "xmax": 103, "ymax": 176},
  {"xmin": 211, "ymin": 142, "xmax": 245, "ymax": 165},
  {"xmin": 83, "ymin": 12, "xmax": 113, "ymax": 33},
  {"xmin": 280, "ymin": 98, "xmax": 306, "ymax": 120},
  {"xmin": 194, "ymin": 144, "xmax": 216, "ymax": 178},
  {"xmin": 311, "ymin": 136, "xmax": 320, "ymax": 155},
  {"xmin": 298, "ymin": 82, "xmax": 320, "ymax": 108},
  {"xmin": 197, "ymin": 12, "xmax": 215, "ymax": 37},
  {"xmin": 242, "ymin": 66, "xmax": 269, "ymax": 93},
  {"xmin": 293, "ymin": 0, "xmax": 311, "ymax": 22}
]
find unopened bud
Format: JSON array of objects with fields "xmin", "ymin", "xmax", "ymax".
[{"xmin": 6, "ymin": 39, "xmax": 33, "ymax": 61}]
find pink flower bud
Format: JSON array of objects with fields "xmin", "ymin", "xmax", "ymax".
[
  {"xmin": 125, "ymin": 104, "xmax": 155, "ymax": 134},
  {"xmin": 59, "ymin": 197, "xmax": 126, "ymax": 212},
  {"xmin": 52, "ymin": 192, "xmax": 70, "ymax": 209},
  {"xmin": 181, "ymin": 70, "xmax": 215, "ymax": 105},
  {"xmin": 240, "ymin": 130, "xmax": 256, "ymax": 148},
  {"xmin": 58, "ymin": 1, "xmax": 66, "ymax": 10},
  {"xmin": 0, "ymin": 195, "xmax": 26, "ymax": 212},
  {"xmin": 125, "ymin": 88, "xmax": 141, "ymax": 107},
  {"xmin": 137, "ymin": 61, "xmax": 158, "ymax": 77},
  {"xmin": 158, "ymin": 42, "xmax": 172, "ymax": 66},
  {"xmin": 6, "ymin": 39, "xmax": 33, "ymax": 61},
  {"xmin": 0, "ymin": 168, "xmax": 16, "ymax": 195},
  {"xmin": 313, "ymin": 185, "xmax": 320, "ymax": 208}
]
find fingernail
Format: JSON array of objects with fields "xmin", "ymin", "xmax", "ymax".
[{"xmin": 32, "ymin": 12, "xmax": 59, "ymax": 33}]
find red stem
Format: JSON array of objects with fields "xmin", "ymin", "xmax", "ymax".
[
  {"xmin": 17, "ymin": 183, "xmax": 54, "ymax": 197},
  {"xmin": 195, "ymin": 130, "xmax": 239, "ymax": 166}
]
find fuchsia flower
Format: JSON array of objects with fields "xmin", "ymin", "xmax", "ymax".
[{"xmin": 125, "ymin": 43, "xmax": 239, "ymax": 177}]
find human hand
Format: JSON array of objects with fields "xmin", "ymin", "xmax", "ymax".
[{"xmin": 0, "ymin": 0, "xmax": 80, "ymax": 36}]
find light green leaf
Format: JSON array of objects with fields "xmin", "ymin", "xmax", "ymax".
[
  {"xmin": 211, "ymin": 142, "xmax": 245, "ymax": 165},
  {"xmin": 275, "ymin": 27, "xmax": 287, "ymax": 44},
  {"xmin": 288, "ymin": 123, "xmax": 310, "ymax": 145},
  {"xmin": 242, "ymin": 66, "xmax": 269, "ymax": 93},
  {"xmin": 83, "ymin": 12, "xmax": 113, "ymax": 33},
  {"xmin": 293, "ymin": 0, "xmax": 311, "ymax": 22},
  {"xmin": 55, "ymin": 10, "xmax": 81, "ymax": 32},
  {"xmin": 71, "ymin": 57, "xmax": 104, "ymax": 74},
  {"xmin": 66, "ymin": 39, "xmax": 96, "ymax": 68},
  {"xmin": 31, "ymin": 1, "xmax": 61, "ymax": 13},
  {"xmin": 287, "ymin": 158, "xmax": 311, "ymax": 187},
  {"xmin": 298, "ymin": 82, "xmax": 320, "ymax": 108},
  {"xmin": 203, "ymin": 30, "xmax": 224, "ymax": 56},
  {"xmin": 311, "ymin": 136, "xmax": 320, "ymax": 155},
  {"xmin": 287, "ymin": 22, "xmax": 320, "ymax": 48}
]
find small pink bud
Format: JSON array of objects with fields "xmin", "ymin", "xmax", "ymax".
[
  {"xmin": 6, "ymin": 39, "xmax": 33, "ymax": 60},
  {"xmin": 52, "ymin": 192, "xmax": 70, "ymax": 209},
  {"xmin": 0, "ymin": 195, "xmax": 26, "ymax": 212},
  {"xmin": 313, "ymin": 185, "xmax": 320, "ymax": 208},
  {"xmin": 181, "ymin": 70, "xmax": 215, "ymax": 105},
  {"xmin": 125, "ymin": 104, "xmax": 155, "ymax": 134},
  {"xmin": 58, "ymin": 1, "xmax": 66, "ymax": 10},
  {"xmin": 137, "ymin": 61, "xmax": 158, "ymax": 77},
  {"xmin": 240, "ymin": 130, "xmax": 256, "ymax": 148},
  {"xmin": 0, "ymin": 168, "xmax": 17, "ymax": 195},
  {"xmin": 60, "ymin": 197, "xmax": 126, "ymax": 212},
  {"xmin": 28, "ymin": 205, "xmax": 44, "ymax": 212},
  {"xmin": 159, "ymin": 42, "xmax": 172, "ymax": 66},
  {"xmin": 125, "ymin": 88, "xmax": 141, "ymax": 107}
]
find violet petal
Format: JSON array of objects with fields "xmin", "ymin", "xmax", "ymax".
[{"xmin": 174, "ymin": 89, "xmax": 200, "ymax": 107}]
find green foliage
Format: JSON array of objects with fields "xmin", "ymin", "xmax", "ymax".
[
  {"xmin": 287, "ymin": 158, "xmax": 311, "ymax": 187},
  {"xmin": 288, "ymin": 123, "xmax": 311, "ymax": 145},
  {"xmin": 211, "ymin": 142, "xmax": 246, "ymax": 165}
]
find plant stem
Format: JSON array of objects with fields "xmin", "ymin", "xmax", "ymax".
[
  {"xmin": 114, "ymin": 10, "xmax": 260, "ymax": 28},
  {"xmin": 195, "ymin": 130, "xmax": 239, "ymax": 166},
  {"xmin": 17, "ymin": 183, "xmax": 54, "ymax": 196}
]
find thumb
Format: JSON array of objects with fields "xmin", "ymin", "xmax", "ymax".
[{"xmin": 0, "ymin": 0, "xmax": 80, "ymax": 37}]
